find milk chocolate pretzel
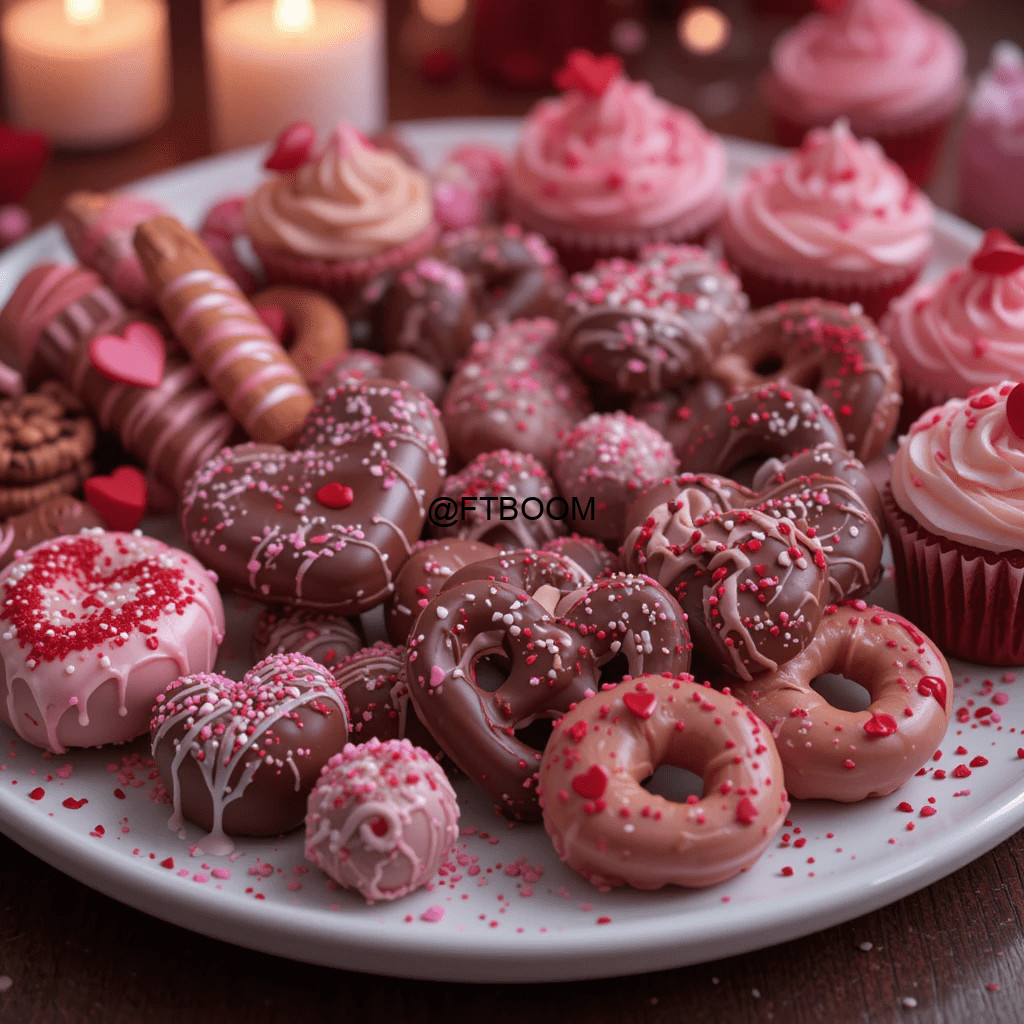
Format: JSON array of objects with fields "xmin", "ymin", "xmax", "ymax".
[{"xmin": 727, "ymin": 602, "xmax": 953, "ymax": 801}]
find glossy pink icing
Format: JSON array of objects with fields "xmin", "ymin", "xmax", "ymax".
[
  {"xmin": 507, "ymin": 71, "xmax": 725, "ymax": 233},
  {"xmin": 720, "ymin": 120, "xmax": 933, "ymax": 279},
  {"xmin": 766, "ymin": 0, "xmax": 965, "ymax": 130},
  {"xmin": 0, "ymin": 530, "xmax": 224, "ymax": 753},
  {"xmin": 305, "ymin": 737, "xmax": 459, "ymax": 902},
  {"xmin": 890, "ymin": 382, "xmax": 1024, "ymax": 553},
  {"xmin": 245, "ymin": 123, "xmax": 435, "ymax": 262},
  {"xmin": 882, "ymin": 231, "xmax": 1024, "ymax": 397}
]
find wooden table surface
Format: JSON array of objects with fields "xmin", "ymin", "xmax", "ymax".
[{"xmin": 2, "ymin": 2, "xmax": 1024, "ymax": 1021}]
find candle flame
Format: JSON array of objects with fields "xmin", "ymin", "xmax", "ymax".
[
  {"xmin": 678, "ymin": 6, "xmax": 730, "ymax": 56},
  {"xmin": 273, "ymin": 0, "xmax": 316, "ymax": 34},
  {"xmin": 65, "ymin": 0, "xmax": 103, "ymax": 26}
]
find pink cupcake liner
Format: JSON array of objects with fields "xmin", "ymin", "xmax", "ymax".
[
  {"xmin": 726, "ymin": 255, "xmax": 924, "ymax": 324},
  {"xmin": 883, "ymin": 485, "xmax": 1024, "ymax": 666},
  {"xmin": 252, "ymin": 221, "xmax": 441, "ymax": 310},
  {"xmin": 506, "ymin": 195, "xmax": 725, "ymax": 275}
]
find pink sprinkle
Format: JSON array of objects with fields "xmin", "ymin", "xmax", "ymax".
[
  {"xmin": 0, "ymin": 975, "xmax": 11, "ymax": 993},
  {"xmin": 987, "ymin": 983, "xmax": 1000, "ymax": 991},
  {"xmin": 211, "ymin": 867, "xmax": 231, "ymax": 880},
  {"xmin": 56, "ymin": 764, "xmax": 73, "ymax": 779},
  {"xmin": 993, "ymin": 692, "xmax": 1009, "ymax": 705},
  {"xmin": 430, "ymin": 665, "xmax": 445, "ymax": 687},
  {"xmin": 0, "ymin": 205, "xmax": 30, "ymax": 246},
  {"xmin": 421, "ymin": 905, "xmax": 445, "ymax": 923},
  {"xmin": 192, "ymin": 873, "xmax": 209, "ymax": 883},
  {"xmin": 177, "ymin": 868, "xmax": 189, "ymax": 877}
]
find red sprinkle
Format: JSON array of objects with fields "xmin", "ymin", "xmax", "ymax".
[{"xmin": 61, "ymin": 797, "xmax": 87, "ymax": 810}]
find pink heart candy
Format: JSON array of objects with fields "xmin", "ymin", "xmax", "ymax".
[{"xmin": 88, "ymin": 321, "xmax": 166, "ymax": 389}]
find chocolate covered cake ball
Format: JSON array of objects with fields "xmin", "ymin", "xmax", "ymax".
[{"xmin": 252, "ymin": 606, "xmax": 363, "ymax": 671}]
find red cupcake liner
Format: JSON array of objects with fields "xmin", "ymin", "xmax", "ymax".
[
  {"xmin": 727, "ymin": 256, "xmax": 923, "ymax": 323},
  {"xmin": 771, "ymin": 112, "xmax": 953, "ymax": 187},
  {"xmin": 883, "ymin": 485, "xmax": 1024, "ymax": 666}
]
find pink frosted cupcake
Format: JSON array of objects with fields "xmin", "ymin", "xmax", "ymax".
[
  {"xmin": 959, "ymin": 43, "xmax": 1024, "ymax": 236},
  {"xmin": 882, "ymin": 229, "xmax": 1024, "ymax": 426},
  {"xmin": 884, "ymin": 381, "xmax": 1024, "ymax": 666},
  {"xmin": 719, "ymin": 120, "xmax": 932, "ymax": 321},
  {"xmin": 763, "ymin": 0, "xmax": 966, "ymax": 185},
  {"xmin": 245, "ymin": 122, "xmax": 439, "ymax": 306},
  {"xmin": 506, "ymin": 50, "xmax": 726, "ymax": 272}
]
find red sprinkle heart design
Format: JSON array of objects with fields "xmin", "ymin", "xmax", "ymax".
[
  {"xmin": 316, "ymin": 483, "xmax": 354, "ymax": 510},
  {"xmin": 735, "ymin": 796, "xmax": 759, "ymax": 825},
  {"xmin": 88, "ymin": 321, "xmax": 166, "ymax": 389},
  {"xmin": 255, "ymin": 303, "xmax": 287, "ymax": 340},
  {"xmin": 970, "ymin": 228, "xmax": 1024, "ymax": 276},
  {"xmin": 623, "ymin": 691, "xmax": 657, "ymax": 719},
  {"xmin": 572, "ymin": 764, "xmax": 608, "ymax": 800},
  {"xmin": 1007, "ymin": 382, "xmax": 1024, "ymax": 440},
  {"xmin": 862, "ymin": 711, "xmax": 898, "ymax": 737},
  {"xmin": 0, "ymin": 123, "xmax": 50, "ymax": 204},
  {"xmin": 916, "ymin": 676, "xmax": 948, "ymax": 707},
  {"xmin": 264, "ymin": 121, "xmax": 317, "ymax": 172},
  {"xmin": 553, "ymin": 50, "xmax": 623, "ymax": 97},
  {"xmin": 84, "ymin": 466, "xmax": 148, "ymax": 531}
]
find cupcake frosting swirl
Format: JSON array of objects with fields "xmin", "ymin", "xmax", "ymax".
[
  {"xmin": 509, "ymin": 71, "xmax": 725, "ymax": 231},
  {"xmin": 769, "ymin": 0, "xmax": 966, "ymax": 129},
  {"xmin": 246, "ymin": 124, "xmax": 434, "ymax": 261},
  {"xmin": 722, "ymin": 120, "xmax": 932, "ymax": 275},
  {"xmin": 883, "ymin": 231, "xmax": 1024, "ymax": 394},
  {"xmin": 891, "ymin": 382, "xmax": 1024, "ymax": 553}
]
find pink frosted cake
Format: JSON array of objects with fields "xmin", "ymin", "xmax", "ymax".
[
  {"xmin": 506, "ymin": 50, "xmax": 726, "ymax": 271},
  {"xmin": 882, "ymin": 229, "xmax": 1024, "ymax": 424},
  {"xmin": 764, "ymin": 0, "xmax": 966, "ymax": 185},
  {"xmin": 959, "ymin": 42, "xmax": 1024, "ymax": 236},
  {"xmin": 719, "ymin": 119, "xmax": 933, "ymax": 319}
]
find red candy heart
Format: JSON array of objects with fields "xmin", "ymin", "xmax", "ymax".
[
  {"xmin": 1007, "ymin": 382, "xmax": 1024, "ymax": 440},
  {"xmin": 84, "ymin": 466, "xmax": 148, "ymax": 531},
  {"xmin": 917, "ymin": 675, "xmax": 947, "ymax": 707},
  {"xmin": 0, "ymin": 124, "xmax": 50, "ymax": 204},
  {"xmin": 264, "ymin": 121, "xmax": 317, "ymax": 172},
  {"xmin": 553, "ymin": 50, "xmax": 622, "ymax": 98},
  {"xmin": 623, "ymin": 690, "xmax": 657, "ymax": 719},
  {"xmin": 970, "ymin": 229, "xmax": 1024, "ymax": 276},
  {"xmin": 862, "ymin": 712, "xmax": 898, "ymax": 737},
  {"xmin": 316, "ymin": 483, "xmax": 354, "ymax": 509},
  {"xmin": 88, "ymin": 321, "xmax": 166, "ymax": 389},
  {"xmin": 572, "ymin": 764, "xmax": 608, "ymax": 800}
]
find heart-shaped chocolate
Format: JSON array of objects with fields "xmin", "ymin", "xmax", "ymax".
[
  {"xmin": 84, "ymin": 465, "xmax": 148, "ymax": 531},
  {"xmin": 181, "ymin": 378, "xmax": 448, "ymax": 613},
  {"xmin": 88, "ymin": 320, "xmax": 166, "ymax": 388},
  {"xmin": 150, "ymin": 653, "xmax": 349, "ymax": 855}
]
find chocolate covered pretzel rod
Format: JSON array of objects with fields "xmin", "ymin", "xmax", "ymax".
[{"xmin": 135, "ymin": 216, "xmax": 313, "ymax": 445}]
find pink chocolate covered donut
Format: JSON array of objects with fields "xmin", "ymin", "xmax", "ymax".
[
  {"xmin": 539, "ymin": 674, "xmax": 789, "ymax": 889},
  {"xmin": 0, "ymin": 530, "xmax": 224, "ymax": 753},
  {"xmin": 305, "ymin": 737, "xmax": 460, "ymax": 902},
  {"xmin": 728, "ymin": 603, "xmax": 953, "ymax": 801}
]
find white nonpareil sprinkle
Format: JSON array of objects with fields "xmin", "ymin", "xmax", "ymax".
[
  {"xmin": 859, "ymin": 941, "xmax": 873, "ymax": 951},
  {"xmin": 902, "ymin": 997, "xmax": 918, "ymax": 1008}
]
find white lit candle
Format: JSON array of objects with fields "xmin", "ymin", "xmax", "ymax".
[
  {"xmin": 205, "ymin": 0, "xmax": 385, "ymax": 151},
  {"xmin": 0, "ymin": 0, "xmax": 172, "ymax": 149}
]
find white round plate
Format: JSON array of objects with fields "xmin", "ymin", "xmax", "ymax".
[{"xmin": 0, "ymin": 120, "xmax": 1018, "ymax": 985}]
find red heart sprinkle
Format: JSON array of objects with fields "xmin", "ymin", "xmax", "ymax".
[
  {"xmin": 28, "ymin": 787, "xmax": 44, "ymax": 800},
  {"xmin": 623, "ymin": 691, "xmax": 657, "ymax": 719},
  {"xmin": 1007, "ymin": 382, "xmax": 1024, "ymax": 440},
  {"xmin": 160, "ymin": 857, "xmax": 175, "ymax": 869},
  {"xmin": 88, "ymin": 321, "xmax": 166, "ymax": 389},
  {"xmin": 917, "ymin": 676, "xmax": 947, "ymax": 707},
  {"xmin": 553, "ymin": 50, "xmax": 622, "ymax": 97},
  {"xmin": 316, "ymin": 483, "xmax": 354, "ymax": 509},
  {"xmin": 84, "ymin": 466, "xmax": 148, "ymax": 531},
  {"xmin": 370, "ymin": 817, "xmax": 389, "ymax": 837},
  {"xmin": 0, "ymin": 123, "xmax": 50, "ymax": 204},
  {"xmin": 735, "ymin": 796, "xmax": 759, "ymax": 825},
  {"xmin": 572, "ymin": 764, "xmax": 608, "ymax": 800},
  {"xmin": 255, "ymin": 304, "xmax": 287, "ymax": 340},
  {"xmin": 970, "ymin": 229, "xmax": 1024, "ymax": 276},
  {"xmin": 862, "ymin": 712, "xmax": 898, "ymax": 737},
  {"xmin": 264, "ymin": 121, "xmax": 317, "ymax": 172},
  {"xmin": 566, "ymin": 720, "xmax": 588, "ymax": 743}
]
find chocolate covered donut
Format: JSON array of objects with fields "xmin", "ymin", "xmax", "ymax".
[
  {"xmin": 541, "ymin": 534, "xmax": 617, "ymax": 579},
  {"xmin": 442, "ymin": 548, "xmax": 592, "ymax": 606},
  {"xmin": 252, "ymin": 606, "xmax": 363, "ymax": 670},
  {"xmin": 559, "ymin": 245, "xmax": 747, "ymax": 396},
  {"xmin": 312, "ymin": 348, "xmax": 447, "ymax": 408}
]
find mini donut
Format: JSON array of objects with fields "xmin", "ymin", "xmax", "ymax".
[
  {"xmin": 313, "ymin": 348, "xmax": 446, "ymax": 407},
  {"xmin": 727, "ymin": 602, "xmax": 954, "ymax": 801},
  {"xmin": 0, "ymin": 495, "xmax": 104, "ymax": 571},
  {"xmin": 623, "ymin": 472, "xmax": 753, "ymax": 542},
  {"xmin": 559, "ymin": 245, "xmax": 747, "ymax": 396},
  {"xmin": 151, "ymin": 653, "xmax": 349, "ymax": 855},
  {"xmin": 442, "ymin": 318, "xmax": 592, "ymax": 467},
  {"xmin": 442, "ymin": 549, "xmax": 592, "ymax": 607},
  {"xmin": 680, "ymin": 383, "xmax": 848, "ymax": 481},
  {"xmin": 251, "ymin": 285, "xmax": 350, "ymax": 384},
  {"xmin": 538, "ymin": 674, "xmax": 789, "ymax": 889},
  {"xmin": 251, "ymin": 606, "xmax": 363, "ymax": 671},
  {"xmin": 552, "ymin": 411, "xmax": 678, "ymax": 545},
  {"xmin": 436, "ymin": 223, "xmax": 565, "ymax": 324},
  {"xmin": 629, "ymin": 377, "xmax": 732, "ymax": 459},
  {"xmin": 305, "ymin": 737, "xmax": 460, "ymax": 903},
  {"xmin": 541, "ymin": 534, "xmax": 618, "ymax": 579},
  {"xmin": 432, "ymin": 449, "xmax": 567, "ymax": 550},
  {"xmin": 384, "ymin": 538, "xmax": 499, "ymax": 645},
  {"xmin": 381, "ymin": 257, "xmax": 477, "ymax": 373},
  {"xmin": 0, "ymin": 530, "xmax": 224, "ymax": 753},
  {"xmin": 711, "ymin": 299, "xmax": 901, "ymax": 462}
]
